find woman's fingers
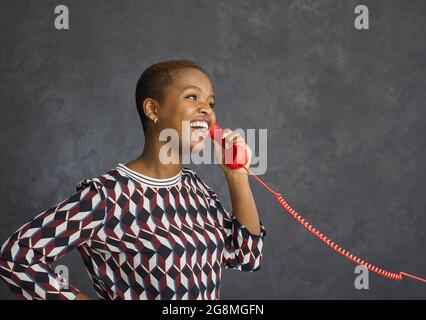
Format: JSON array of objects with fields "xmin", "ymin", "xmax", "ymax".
[
  {"xmin": 223, "ymin": 130, "xmax": 252, "ymax": 168},
  {"xmin": 212, "ymin": 128, "xmax": 252, "ymax": 169},
  {"xmin": 223, "ymin": 130, "xmax": 245, "ymax": 150}
]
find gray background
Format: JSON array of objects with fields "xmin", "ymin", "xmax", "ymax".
[{"xmin": 0, "ymin": 0, "xmax": 425, "ymax": 299}]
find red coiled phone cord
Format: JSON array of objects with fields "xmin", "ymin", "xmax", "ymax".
[{"xmin": 244, "ymin": 166, "xmax": 426, "ymax": 284}]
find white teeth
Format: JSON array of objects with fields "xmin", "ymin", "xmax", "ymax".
[{"xmin": 190, "ymin": 121, "xmax": 208, "ymax": 129}]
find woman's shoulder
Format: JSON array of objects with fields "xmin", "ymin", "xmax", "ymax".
[
  {"xmin": 75, "ymin": 166, "xmax": 123, "ymax": 193},
  {"xmin": 182, "ymin": 166, "xmax": 197, "ymax": 178},
  {"xmin": 182, "ymin": 166, "xmax": 204, "ymax": 183},
  {"xmin": 182, "ymin": 166, "xmax": 216, "ymax": 195}
]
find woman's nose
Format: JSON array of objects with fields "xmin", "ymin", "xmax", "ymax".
[{"xmin": 198, "ymin": 103, "xmax": 213, "ymax": 115}]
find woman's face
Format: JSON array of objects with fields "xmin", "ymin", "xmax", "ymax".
[{"xmin": 157, "ymin": 68, "xmax": 216, "ymax": 155}]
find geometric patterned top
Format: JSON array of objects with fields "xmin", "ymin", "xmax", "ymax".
[{"xmin": 0, "ymin": 163, "xmax": 266, "ymax": 300}]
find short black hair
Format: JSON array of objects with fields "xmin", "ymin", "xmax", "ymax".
[{"xmin": 135, "ymin": 59, "xmax": 204, "ymax": 134}]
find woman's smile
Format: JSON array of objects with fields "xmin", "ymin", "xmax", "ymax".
[{"xmin": 190, "ymin": 117, "xmax": 211, "ymax": 142}]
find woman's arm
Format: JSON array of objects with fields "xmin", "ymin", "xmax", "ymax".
[
  {"xmin": 0, "ymin": 178, "xmax": 107, "ymax": 300},
  {"xmin": 224, "ymin": 171, "xmax": 261, "ymax": 236},
  {"xmin": 213, "ymin": 127, "xmax": 261, "ymax": 235},
  {"xmin": 203, "ymin": 128, "xmax": 266, "ymax": 271}
]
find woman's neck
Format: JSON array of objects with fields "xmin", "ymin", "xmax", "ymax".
[{"xmin": 125, "ymin": 134, "xmax": 183, "ymax": 179}]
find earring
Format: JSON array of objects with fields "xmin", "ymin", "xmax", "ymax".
[{"xmin": 153, "ymin": 117, "xmax": 158, "ymax": 124}]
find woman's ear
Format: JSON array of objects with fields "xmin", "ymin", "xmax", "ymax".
[{"xmin": 143, "ymin": 99, "xmax": 159, "ymax": 124}]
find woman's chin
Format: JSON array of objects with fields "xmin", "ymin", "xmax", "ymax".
[{"xmin": 190, "ymin": 141, "xmax": 206, "ymax": 154}]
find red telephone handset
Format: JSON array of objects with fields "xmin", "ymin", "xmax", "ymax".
[
  {"xmin": 209, "ymin": 123, "xmax": 426, "ymax": 284},
  {"xmin": 209, "ymin": 124, "xmax": 249, "ymax": 169}
]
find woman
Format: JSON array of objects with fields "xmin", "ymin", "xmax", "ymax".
[{"xmin": 0, "ymin": 59, "xmax": 266, "ymax": 300}]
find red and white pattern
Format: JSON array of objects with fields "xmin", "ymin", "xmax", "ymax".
[{"xmin": 0, "ymin": 163, "xmax": 266, "ymax": 300}]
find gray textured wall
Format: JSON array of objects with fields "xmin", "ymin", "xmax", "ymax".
[{"xmin": 0, "ymin": 0, "xmax": 425, "ymax": 299}]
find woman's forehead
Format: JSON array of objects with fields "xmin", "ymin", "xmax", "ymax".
[{"xmin": 172, "ymin": 69, "xmax": 213, "ymax": 93}]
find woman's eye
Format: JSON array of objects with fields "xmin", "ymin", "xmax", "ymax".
[
  {"xmin": 186, "ymin": 94, "xmax": 197, "ymax": 101},
  {"xmin": 186, "ymin": 94, "xmax": 215, "ymax": 108}
]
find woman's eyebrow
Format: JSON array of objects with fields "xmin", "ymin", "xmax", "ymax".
[{"xmin": 182, "ymin": 85, "xmax": 215, "ymax": 99}]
